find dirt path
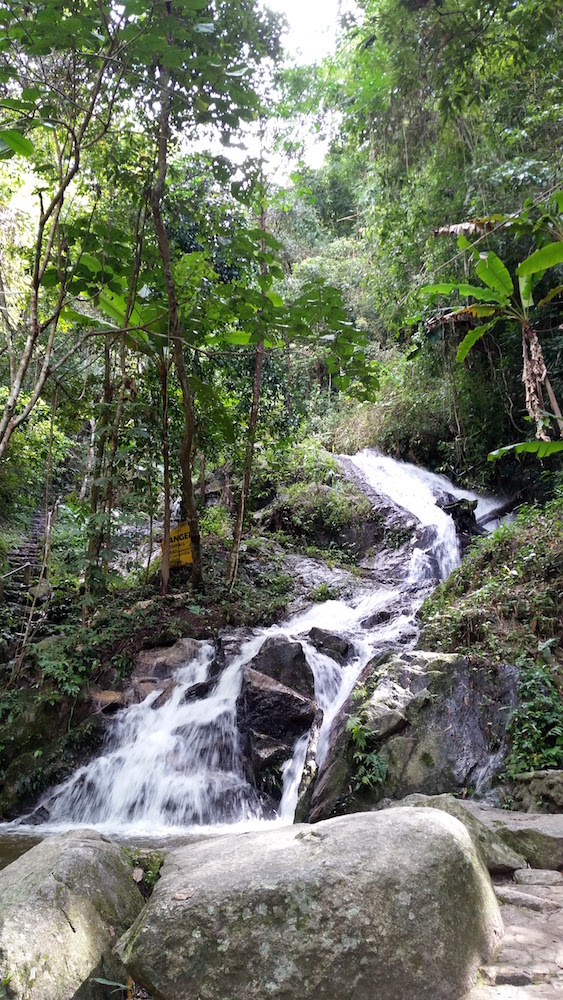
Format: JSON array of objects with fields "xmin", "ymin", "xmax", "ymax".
[{"xmin": 467, "ymin": 871, "xmax": 563, "ymax": 999}]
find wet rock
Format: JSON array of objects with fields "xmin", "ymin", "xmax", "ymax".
[
  {"xmin": 307, "ymin": 628, "xmax": 353, "ymax": 665},
  {"xmin": 0, "ymin": 829, "xmax": 144, "ymax": 1000},
  {"xmin": 116, "ymin": 807, "xmax": 503, "ymax": 1000},
  {"xmin": 360, "ymin": 606, "xmax": 392, "ymax": 628},
  {"xmin": 180, "ymin": 679, "xmax": 215, "ymax": 704},
  {"xmin": 249, "ymin": 635, "xmax": 315, "ymax": 699},
  {"xmin": 308, "ymin": 652, "xmax": 519, "ymax": 823},
  {"xmin": 237, "ymin": 668, "xmax": 317, "ymax": 744},
  {"xmin": 135, "ymin": 637, "xmax": 205, "ymax": 680},
  {"xmin": 249, "ymin": 732, "xmax": 291, "ymax": 772},
  {"xmin": 90, "ymin": 688, "xmax": 128, "ymax": 713},
  {"xmin": 363, "ymin": 703, "xmax": 407, "ymax": 739},
  {"xmin": 389, "ymin": 794, "xmax": 526, "ymax": 873},
  {"xmin": 294, "ymin": 708, "xmax": 324, "ymax": 823},
  {"xmin": 438, "ymin": 497, "xmax": 486, "ymax": 549}
]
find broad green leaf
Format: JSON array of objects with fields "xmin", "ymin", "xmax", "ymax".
[
  {"xmin": 518, "ymin": 273, "xmax": 534, "ymax": 311},
  {"xmin": 456, "ymin": 320, "xmax": 498, "ymax": 363},
  {"xmin": 63, "ymin": 307, "xmax": 116, "ymax": 331},
  {"xmin": 422, "ymin": 282, "xmax": 507, "ymax": 304},
  {"xmin": 516, "ymin": 242, "xmax": 563, "ymax": 276},
  {"xmin": 21, "ymin": 87, "xmax": 42, "ymax": 101},
  {"xmin": 0, "ymin": 97, "xmax": 36, "ymax": 112},
  {"xmin": 457, "ymin": 234, "xmax": 472, "ymax": 251},
  {"xmin": 79, "ymin": 253, "xmax": 102, "ymax": 273},
  {"xmin": 538, "ymin": 284, "xmax": 563, "ymax": 307},
  {"xmin": 475, "ymin": 251, "xmax": 514, "ymax": 297},
  {"xmin": 0, "ymin": 128, "xmax": 34, "ymax": 157},
  {"xmin": 266, "ymin": 290, "xmax": 284, "ymax": 308},
  {"xmin": 488, "ymin": 440, "xmax": 563, "ymax": 461}
]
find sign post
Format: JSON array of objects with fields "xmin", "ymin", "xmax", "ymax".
[{"xmin": 165, "ymin": 521, "xmax": 192, "ymax": 568}]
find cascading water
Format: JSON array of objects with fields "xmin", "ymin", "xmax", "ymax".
[{"xmin": 9, "ymin": 449, "xmax": 505, "ymax": 837}]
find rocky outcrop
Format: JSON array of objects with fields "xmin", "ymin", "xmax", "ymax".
[
  {"xmin": 237, "ymin": 668, "xmax": 317, "ymax": 743},
  {"xmin": 307, "ymin": 627, "xmax": 353, "ymax": 665},
  {"xmin": 248, "ymin": 635, "xmax": 315, "ymax": 698},
  {"xmin": 460, "ymin": 801, "xmax": 563, "ymax": 870},
  {"xmin": 236, "ymin": 668, "xmax": 318, "ymax": 803},
  {"xmin": 116, "ymin": 807, "xmax": 503, "ymax": 1000},
  {"xmin": 308, "ymin": 651, "xmax": 519, "ymax": 822},
  {"xmin": 508, "ymin": 770, "xmax": 563, "ymax": 813},
  {"xmin": 0, "ymin": 829, "xmax": 144, "ymax": 1000},
  {"xmin": 389, "ymin": 794, "xmax": 526, "ymax": 873}
]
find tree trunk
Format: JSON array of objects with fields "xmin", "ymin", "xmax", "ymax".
[
  {"xmin": 226, "ymin": 199, "xmax": 269, "ymax": 590},
  {"xmin": 226, "ymin": 339, "xmax": 265, "ymax": 589},
  {"xmin": 160, "ymin": 364, "xmax": 171, "ymax": 597},
  {"xmin": 150, "ymin": 64, "xmax": 203, "ymax": 589},
  {"xmin": 86, "ymin": 337, "xmax": 112, "ymax": 588},
  {"xmin": 521, "ymin": 323, "xmax": 563, "ymax": 440}
]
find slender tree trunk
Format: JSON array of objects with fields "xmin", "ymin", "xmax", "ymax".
[
  {"xmin": 160, "ymin": 364, "xmax": 171, "ymax": 596},
  {"xmin": 150, "ymin": 64, "xmax": 203, "ymax": 589},
  {"xmin": 79, "ymin": 417, "xmax": 97, "ymax": 500},
  {"xmin": 86, "ymin": 337, "xmax": 112, "ymax": 584},
  {"xmin": 200, "ymin": 452, "xmax": 206, "ymax": 504},
  {"xmin": 226, "ymin": 200, "xmax": 269, "ymax": 589},
  {"xmin": 226, "ymin": 339, "xmax": 265, "ymax": 589}
]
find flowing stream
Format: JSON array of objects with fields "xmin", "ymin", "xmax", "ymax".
[{"xmin": 3, "ymin": 449, "xmax": 505, "ymax": 841}]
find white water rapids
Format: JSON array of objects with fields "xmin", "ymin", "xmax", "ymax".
[{"xmin": 8, "ymin": 449, "xmax": 504, "ymax": 837}]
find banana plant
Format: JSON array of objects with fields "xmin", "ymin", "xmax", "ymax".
[{"xmin": 423, "ymin": 236, "xmax": 563, "ymax": 454}]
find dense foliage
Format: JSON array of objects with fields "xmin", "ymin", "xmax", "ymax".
[{"xmin": 0, "ymin": 0, "xmax": 561, "ymax": 771}]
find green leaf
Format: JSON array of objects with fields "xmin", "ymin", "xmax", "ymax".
[
  {"xmin": 266, "ymin": 290, "xmax": 284, "ymax": 308},
  {"xmin": 488, "ymin": 441, "xmax": 563, "ymax": 461},
  {"xmin": 538, "ymin": 284, "xmax": 563, "ymax": 307},
  {"xmin": 457, "ymin": 234, "xmax": 472, "ymax": 250},
  {"xmin": 79, "ymin": 253, "xmax": 102, "ymax": 273},
  {"xmin": 0, "ymin": 128, "xmax": 34, "ymax": 157},
  {"xmin": 518, "ymin": 273, "xmax": 534, "ymax": 311},
  {"xmin": 475, "ymin": 251, "xmax": 514, "ymax": 297},
  {"xmin": 422, "ymin": 282, "xmax": 507, "ymax": 304},
  {"xmin": 517, "ymin": 242, "xmax": 563, "ymax": 277},
  {"xmin": 0, "ymin": 97, "xmax": 35, "ymax": 112},
  {"xmin": 456, "ymin": 320, "xmax": 498, "ymax": 363}
]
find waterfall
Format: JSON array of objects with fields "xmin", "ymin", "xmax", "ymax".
[{"xmin": 10, "ymin": 449, "xmax": 503, "ymax": 836}]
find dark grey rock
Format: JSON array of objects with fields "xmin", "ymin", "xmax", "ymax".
[
  {"xmin": 237, "ymin": 667, "xmax": 317, "ymax": 744},
  {"xmin": 307, "ymin": 628, "xmax": 353, "ymax": 665},
  {"xmin": 249, "ymin": 635, "xmax": 315, "ymax": 698}
]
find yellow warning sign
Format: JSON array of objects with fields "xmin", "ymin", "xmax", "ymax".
[{"xmin": 165, "ymin": 521, "xmax": 192, "ymax": 568}]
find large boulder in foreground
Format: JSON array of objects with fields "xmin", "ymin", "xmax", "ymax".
[
  {"xmin": 116, "ymin": 807, "xmax": 503, "ymax": 1000},
  {"xmin": 0, "ymin": 829, "xmax": 144, "ymax": 1000},
  {"xmin": 390, "ymin": 793, "xmax": 526, "ymax": 873}
]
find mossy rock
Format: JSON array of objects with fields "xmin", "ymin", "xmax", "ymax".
[{"xmin": 0, "ymin": 829, "xmax": 144, "ymax": 999}]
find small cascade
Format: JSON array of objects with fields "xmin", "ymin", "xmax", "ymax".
[
  {"xmin": 9, "ymin": 448, "xmax": 507, "ymax": 836},
  {"xmin": 45, "ymin": 642, "xmax": 264, "ymax": 832}
]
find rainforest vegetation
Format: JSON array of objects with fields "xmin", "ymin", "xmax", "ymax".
[{"xmin": 0, "ymin": 0, "xmax": 562, "ymax": 792}]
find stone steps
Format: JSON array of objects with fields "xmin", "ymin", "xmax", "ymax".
[{"xmin": 466, "ymin": 871, "xmax": 563, "ymax": 1000}]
